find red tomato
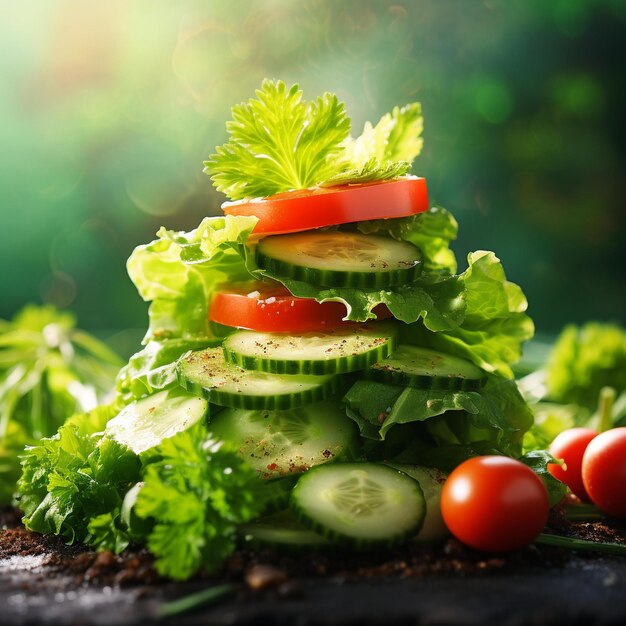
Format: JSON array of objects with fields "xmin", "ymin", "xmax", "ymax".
[
  {"xmin": 210, "ymin": 281, "xmax": 391, "ymax": 332},
  {"xmin": 582, "ymin": 427, "xmax": 626, "ymax": 518},
  {"xmin": 548, "ymin": 428, "xmax": 598, "ymax": 502},
  {"xmin": 441, "ymin": 456, "xmax": 549, "ymax": 552},
  {"xmin": 222, "ymin": 177, "xmax": 428, "ymax": 234}
]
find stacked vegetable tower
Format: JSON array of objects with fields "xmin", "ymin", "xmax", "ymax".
[{"xmin": 17, "ymin": 81, "xmax": 539, "ymax": 579}]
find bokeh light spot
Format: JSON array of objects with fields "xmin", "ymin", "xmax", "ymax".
[
  {"xmin": 473, "ymin": 79, "xmax": 513, "ymax": 124},
  {"xmin": 40, "ymin": 271, "xmax": 76, "ymax": 309}
]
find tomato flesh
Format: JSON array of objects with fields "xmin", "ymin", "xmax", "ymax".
[
  {"xmin": 548, "ymin": 427, "xmax": 598, "ymax": 502},
  {"xmin": 582, "ymin": 427, "xmax": 626, "ymax": 518},
  {"xmin": 210, "ymin": 281, "xmax": 391, "ymax": 332},
  {"xmin": 222, "ymin": 177, "xmax": 428, "ymax": 234},
  {"xmin": 441, "ymin": 456, "xmax": 549, "ymax": 552}
]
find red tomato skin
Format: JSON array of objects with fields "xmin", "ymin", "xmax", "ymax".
[
  {"xmin": 441, "ymin": 456, "xmax": 549, "ymax": 552},
  {"xmin": 548, "ymin": 428, "xmax": 598, "ymax": 502},
  {"xmin": 222, "ymin": 177, "xmax": 428, "ymax": 234},
  {"xmin": 210, "ymin": 285, "xmax": 391, "ymax": 332},
  {"xmin": 582, "ymin": 428, "xmax": 626, "ymax": 519}
]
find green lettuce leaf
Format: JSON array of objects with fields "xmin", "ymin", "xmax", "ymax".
[
  {"xmin": 115, "ymin": 337, "xmax": 220, "ymax": 405},
  {"xmin": 520, "ymin": 450, "xmax": 567, "ymax": 507},
  {"xmin": 401, "ymin": 251, "xmax": 534, "ymax": 377},
  {"xmin": 344, "ymin": 375, "xmax": 533, "ymax": 471},
  {"xmin": 127, "ymin": 215, "xmax": 257, "ymax": 343},
  {"xmin": 546, "ymin": 322, "xmax": 626, "ymax": 410}
]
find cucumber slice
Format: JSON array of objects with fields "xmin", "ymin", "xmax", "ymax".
[
  {"xmin": 256, "ymin": 231, "xmax": 422, "ymax": 289},
  {"xmin": 239, "ymin": 510, "xmax": 331, "ymax": 550},
  {"xmin": 208, "ymin": 400, "xmax": 357, "ymax": 478},
  {"xmin": 222, "ymin": 322, "xmax": 398, "ymax": 375},
  {"xmin": 178, "ymin": 348, "xmax": 338, "ymax": 410},
  {"xmin": 105, "ymin": 389, "xmax": 207, "ymax": 454},
  {"xmin": 368, "ymin": 345, "xmax": 486, "ymax": 391},
  {"xmin": 291, "ymin": 463, "xmax": 426, "ymax": 548},
  {"xmin": 386, "ymin": 464, "xmax": 449, "ymax": 543}
]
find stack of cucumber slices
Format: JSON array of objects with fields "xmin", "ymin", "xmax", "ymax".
[{"xmin": 159, "ymin": 228, "xmax": 487, "ymax": 549}]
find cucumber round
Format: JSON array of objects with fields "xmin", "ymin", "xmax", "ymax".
[
  {"xmin": 290, "ymin": 463, "xmax": 426, "ymax": 548},
  {"xmin": 239, "ymin": 510, "xmax": 330, "ymax": 551},
  {"xmin": 178, "ymin": 348, "xmax": 339, "ymax": 410},
  {"xmin": 105, "ymin": 389, "xmax": 207, "ymax": 454},
  {"xmin": 368, "ymin": 345, "xmax": 486, "ymax": 391},
  {"xmin": 256, "ymin": 231, "xmax": 422, "ymax": 289},
  {"xmin": 208, "ymin": 400, "xmax": 357, "ymax": 478},
  {"xmin": 222, "ymin": 322, "xmax": 398, "ymax": 375}
]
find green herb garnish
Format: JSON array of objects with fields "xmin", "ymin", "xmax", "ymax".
[{"xmin": 204, "ymin": 79, "xmax": 424, "ymax": 201}]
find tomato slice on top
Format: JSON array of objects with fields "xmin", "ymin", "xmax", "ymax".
[
  {"xmin": 210, "ymin": 281, "xmax": 391, "ymax": 333},
  {"xmin": 222, "ymin": 177, "xmax": 428, "ymax": 234}
]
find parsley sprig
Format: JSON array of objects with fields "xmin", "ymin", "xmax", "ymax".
[{"xmin": 205, "ymin": 80, "xmax": 424, "ymax": 201}]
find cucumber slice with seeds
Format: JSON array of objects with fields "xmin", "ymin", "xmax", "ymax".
[
  {"xmin": 256, "ymin": 231, "xmax": 422, "ymax": 289},
  {"xmin": 208, "ymin": 400, "xmax": 357, "ymax": 478},
  {"xmin": 222, "ymin": 322, "xmax": 398, "ymax": 375},
  {"xmin": 368, "ymin": 345, "xmax": 486, "ymax": 391},
  {"xmin": 178, "ymin": 347, "xmax": 338, "ymax": 410},
  {"xmin": 291, "ymin": 463, "xmax": 426, "ymax": 548},
  {"xmin": 105, "ymin": 389, "xmax": 207, "ymax": 454}
]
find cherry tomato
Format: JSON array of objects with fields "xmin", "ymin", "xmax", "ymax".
[
  {"xmin": 210, "ymin": 281, "xmax": 391, "ymax": 332},
  {"xmin": 582, "ymin": 427, "xmax": 626, "ymax": 518},
  {"xmin": 441, "ymin": 456, "xmax": 549, "ymax": 552},
  {"xmin": 548, "ymin": 427, "xmax": 598, "ymax": 502},
  {"xmin": 222, "ymin": 177, "xmax": 428, "ymax": 234}
]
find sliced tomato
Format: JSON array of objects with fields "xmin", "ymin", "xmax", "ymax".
[
  {"xmin": 222, "ymin": 177, "xmax": 428, "ymax": 234},
  {"xmin": 210, "ymin": 281, "xmax": 391, "ymax": 332}
]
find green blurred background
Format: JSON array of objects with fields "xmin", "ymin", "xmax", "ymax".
[{"xmin": 2, "ymin": 0, "xmax": 625, "ymax": 356}]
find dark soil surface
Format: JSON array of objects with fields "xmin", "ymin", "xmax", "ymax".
[{"xmin": 2, "ymin": 503, "xmax": 626, "ymax": 626}]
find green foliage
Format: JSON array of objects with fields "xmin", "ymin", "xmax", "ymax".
[
  {"xmin": 17, "ymin": 393, "xmax": 273, "ymax": 580},
  {"xmin": 134, "ymin": 425, "xmax": 270, "ymax": 580},
  {"xmin": 546, "ymin": 322, "xmax": 626, "ymax": 410},
  {"xmin": 17, "ymin": 404, "xmax": 137, "ymax": 543},
  {"xmin": 206, "ymin": 80, "xmax": 351, "ymax": 200},
  {"xmin": 344, "ymin": 374, "xmax": 533, "ymax": 470},
  {"xmin": 126, "ymin": 215, "xmax": 257, "ymax": 343},
  {"xmin": 205, "ymin": 80, "xmax": 425, "ymax": 200},
  {"xmin": 520, "ymin": 450, "xmax": 567, "ymax": 507},
  {"xmin": 327, "ymin": 103, "xmax": 423, "ymax": 186},
  {"xmin": 522, "ymin": 402, "xmax": 581, "ymax": 451},
  {"xmin": 0, "ymin": 305, "xmax": 122, "ymax": 503},
  {"xmin": 403, "ymin": 252, "xmax": 535, "ymax": 378}
]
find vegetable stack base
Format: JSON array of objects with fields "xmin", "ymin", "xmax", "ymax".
[{"xmin": 2, "ymin": 507, "xmax": 626, "ymax": 626}]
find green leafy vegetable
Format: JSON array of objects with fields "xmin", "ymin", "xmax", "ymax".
[
  {"xmin": 127, "ymin": 215, "xmax": 257, "ymax": 344},
  {"xmin": 17, "ymin": 404, "xmax": 137, "ymax": 543},
  {"xmin": 0, "ymin": 305, "xmax": 122, "ymax": 503},
  {"xmin": 519, "ymin": 450, "xmax": 567, "ymax": 506},
  {"xmin": 205, "ymin": 80, "xmax": 424, "ymax": 201},
  {"xmin": 205, "ymin": 80, "xmax": 351, "ymax": 201},
  {"xmin": 18, "ymin": 391, "xmax": 273, "ymax": 580},
  {"xmin": 134, "ymin": 425, "xmax": 270, "ymax": 580},
  {"xmin": 522, "ymin": 402, "xmax": 580, "ymax": 451},
  {"xmin": 344, "ymin": 374, "xmax": 533, "ymax": 470},
  {"xmin": 546, "ymin": 322, "xmax": 626, "ymax": 410},
  {"xmin": 326, "ymin": 103, "xmax": 423, "ymax": 186}
]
